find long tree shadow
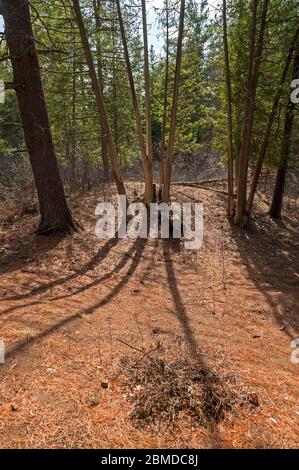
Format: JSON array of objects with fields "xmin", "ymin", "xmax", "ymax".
[
  {"xmin": 229, "ymin": 211, "xmax": 299, "ymax": 338},
  {"xmin": 1, "ymin": 232, "xmax": 230, "ymax": 444},
  {"xmin": 4, "ymin": 237, "xmax": 147, "ymax": 360},
  {"xmin": 0, "ymin": 230, "xmax": 63, "ymax": 275},
  {"xmin": 163, "ymin": 238, "xmax": 201, "ymax": 359},
  {"xmin": 162, "ymin": 238, "xmax": 231, "ymax": 443},
  {"xmin": 0, "ymin": 235, "xmax": 148, "ymax": 323},
  {"xmin": 1, "ymin": 235, "xmax": 120, "ymax": 302}
]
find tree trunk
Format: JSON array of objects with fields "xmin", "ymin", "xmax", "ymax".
[
  {"xmin": 141, "ymin": 0, "xmax": 153, "ymax": 170},
  {"xmin": 2, "ymin": 0, "xmax": 76, "ymax": 234},
  {"xmin": 70, "ymin": 35, "xmax": 79, "ymax": 190},
  {"xmin": 233, "ymin": 1, "xmax": 246, "ymax": 186},
  {"xmin": 111, "ymin": 2, "xmax": 120, "ymax": 165},
  {"xmin": 116, "ymin": 0, "xmax": 153, "ymax": 203},
  {"xmin": 235, "ymin": 0, "xmax": 268, "ymax": 226},
  {"xmin": 163, "ymin": 0, "xmax": 185, "ymax": 203},
  {"xmin": 93, "ymin": 0, "xmax": 109, "ymax": 180},
  {"xmin": 222, "ymin": 0, "xmax": 234, "ymax": 216},
  {"xmin": 160, "ymin": 0, "xmax": 169, "ymax": 187},
  {"xmin": 270, "ymin": 38, "xmax": 299, "ymax": 218},
  {"xmin": 247, "ymin": 25, "xmax": 299, "ymax": 215},
  {"xmin": 72, "ymin": 0, "xmax": 126, "ymax": 196}
]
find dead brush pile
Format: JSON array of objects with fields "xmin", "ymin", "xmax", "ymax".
[{"xmin": 121, "ymin": 350, "xmax": 259, "ymax": 429}]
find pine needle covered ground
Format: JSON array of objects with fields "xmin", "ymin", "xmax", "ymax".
[{"xmin": 0, "ymin": 183, "xmax": 298, "ymax": 448}]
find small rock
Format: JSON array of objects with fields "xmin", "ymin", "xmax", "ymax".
[
  {"xmin": 248, "ymin": 392, "xmax": 259, "ymax": 407},
  {"xmin": 101, "ymin": 381, "xmax": 109, "ymax": 389}
]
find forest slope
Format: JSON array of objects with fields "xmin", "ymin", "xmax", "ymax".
[{"xmin": 0, "ymin": 184, "xmax": 298, "ymax": 448}]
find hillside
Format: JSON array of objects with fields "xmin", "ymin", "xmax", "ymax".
[{"xmin": 0, "ymin": 184, "xmax": 298, "ymax": 448}]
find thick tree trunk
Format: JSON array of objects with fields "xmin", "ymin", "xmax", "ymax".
[
  {"xmin": 160, "ymin": 0, "xmax": 169, "ymax": 187},
  {"xmin": 247, "ymin": 25, "xmax": 299, "ymax": 215},
  {"xmin": 163, "ymin": 0, "xmax": 185, "ymax": 203},
  {"xmin": 72, "ymin": 0, "xmax": 126, "ymax": 196},
  {"xmin": 223, "ymin": 0, "xmax": 234, "ymax": 216},
  {"xmin": 270, "ymin": 39, "xmax": 299, "ymax": 219},
  {"xmin": 116, "ymin": 0, "xmax": 153, "ymax": 203},
  {"xmin": 2, "ymin": 0, "xmax": 76, "ymax": 234},
  {"xmin": 235, "ymin": 0, "xmax": 268, "ymax": 226}
]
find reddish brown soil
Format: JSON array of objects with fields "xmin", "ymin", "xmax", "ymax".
[{"xmin": 0, "ymin": 184, "xmax": 298, "ymax": 448}]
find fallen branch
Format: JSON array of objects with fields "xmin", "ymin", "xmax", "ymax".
[
  {"xmin": 172, "ymin": 181, "xmax": 233, "ymax": 197},
  {"xmin": 172, "ymin": 177, "xmax": 227, "ymax": 185}
]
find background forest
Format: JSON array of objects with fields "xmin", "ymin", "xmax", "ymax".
[{"xmin": 0, "ymin": 0, "xmax": 298, "ymax": 208}]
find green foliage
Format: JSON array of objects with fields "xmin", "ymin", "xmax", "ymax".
[{"xmin": 0, "ymin": 0, "xmax": 298, "ymax": 180}]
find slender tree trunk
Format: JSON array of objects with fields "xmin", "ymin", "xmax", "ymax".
[
  {"xmin": 72, "ymin": 0, "xmax": 126, "ymax": 196},
  {"xmin": 141, "ymin": 0, "xmax": 153, "ymax": 168},
  {"xmin": 115, "ymin": 0, "xmax": 153, "ymax": 203},
  {"xmin": 70, "ymin": 45, "xmax": 77, "ymax": 188},
  {"xmin": 2, "ymin": 0, "xmax": 76, "ymax": 234},
  {"xmin": 70, "ymin": 36, "xmax": 78, "ymax": 189},
  {"xmin": 93, "ymin": 0, "xmax": 109, "ymax": 180},
  {"xmin": 222, "ymin": 0, "xmax": 234, "ymax": 216},
  {"xmin": 247, "ymin": 25, "xmax": 299, "ymax": 215},
  {"xmin": 270, "ymin": 39, "xmax": 299, "ymax": 218},
  {"xmin": 233, "ymin": 1, "xmax": 246, "ymax": 184},
  {"xmin": 163, "ymin": 0, "xmax": 185, "ymax": 203},
  {"xmin": 160, "ymin": 0, "xmax": 169, "ymax": 187},
  {"xmin": 112, "ymin": 2, "xmax": 119, "ymax": 165},
  {"xmin": 235, "ymin": 0, "xmax": 268, "ymax": 226}
]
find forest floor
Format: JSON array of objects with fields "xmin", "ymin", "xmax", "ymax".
[{"xmin": 0, "ymin": 183, "xmax": 298, "ymax": 448}]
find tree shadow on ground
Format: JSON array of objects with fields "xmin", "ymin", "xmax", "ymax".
[
  {"xmin": 0, "ymin": 234, "xmax": 120, "ymax": 301},
  {"xmin": 4, "ymin": 236, "xmax": 147, "ymax": 360},
  {"xmin": 0, "ymin": 230, "xmax": 63, "ymax": 276},
  {"xmin": 229, "ymin": 210, "xmax": 299, "ymax": 338},
  {"xmin": 163, "ymin": 238, "xmax": 200, "ymax": 359},
  {"xmin": 162, "ymin": 238, "xmax": 230, "ymax": 445},
  {"xmin": 1, "ymin": 229, "xmax": 229, "ymax": 445}
]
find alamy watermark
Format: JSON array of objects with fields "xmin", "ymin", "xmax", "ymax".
[
  {"xmin": 0, "ymin": 339, "xmax": 5, "ymax": 364},
  {"xmin": 0, "ymin": 80, "xmax": 5, "ymax": 104},
  {"xmin": 290, "ymin": 79, "xmax": 299, "ymax": 104},
  {"xmin": 290, "ymin": 339, "xmax": 299, "ymax": 365},
  {"xmin": 95, "ymin": 195, "xmax": 203, "ymax": 250}
]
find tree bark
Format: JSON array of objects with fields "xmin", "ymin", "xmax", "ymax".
[
  {"xmin": 141, "ymin": 0, "xmax": 153, "ymax": 170},
  {"xmin": 163, "ymin": 0, "xmax": 185, "ymax": 203},
  {"xmin": 2, "ymin": 0, "xmax": 76, "ymax": 234},
  {"xmin": 116, "ymin": 0, "xmax": 153, "ymax": 203},
  {"xmin": 222, "ymin": 0, "xmax": 234, "ymax": 216},
  {"xmin": 160, "ymin": 0, "xmax": 169, "ymax": 187},
  {"xmin": 235, "ymin": 0, "xmax": 269, "ymax": 226},
  {"xmin": 93, "ymin": 0, "xmax": 109, "ymax": 180},
  {"xmin": 247, "ymin": 25, "xmax": 299, "ymax": 215},
  {"xmin": 233, "ymin": 1, "xmax": 246, "ymax": 185},
  {"xmin": 72, "ymin": 0, "xmax": 126, "ymax": 196},
  {"xmin": 270, "ymin": 38, "xmax": 299, "ymax": 219}
]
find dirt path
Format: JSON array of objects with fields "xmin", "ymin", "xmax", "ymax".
[{"xmin": 0, "ymin": 185, "xmax": 298, "ymax": 448}]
